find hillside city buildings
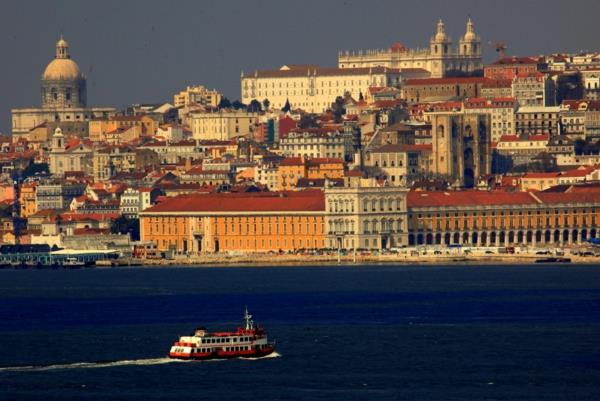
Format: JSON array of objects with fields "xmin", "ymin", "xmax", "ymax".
[{"xmin": 3, "ymin": 24, "xmax": 600, "ymax": 258}]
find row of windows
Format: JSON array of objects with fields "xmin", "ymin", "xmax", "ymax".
[{"xmin": 201, "ymin": 336, "xmax": 251, "ymax": 344}]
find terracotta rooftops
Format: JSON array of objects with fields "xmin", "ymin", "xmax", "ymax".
[
  {"xmin": 408, "ymin": 187, "xmax": 600, "ymax": 208},
  {"xmin": 306, "ymin": 157, "xmax": 344, "ymax": 166},
  {"xmin": 142, "ymin": 190, "xmax": 325, "ymax": 213},
  {"xmin": 371, "ymin": 144, "xmax": 432, "ymax": 153},
  {"xmin": 408, "ymin": 190, "xmax": 539, "ymax": 208},
  {"xmin": 404, "ymin": 77, "xmax": 487, "ymax": 85},
  {"xmin": 499, "ymin": 134, "xmax": 549, "ymax": 142},
  {"xmin": 482, "ymin": 78, "xmax": 512, "ymax": 88},
  {"xmin": 489, "ymin": 56, "xmax": 540, "ymax": 65}
]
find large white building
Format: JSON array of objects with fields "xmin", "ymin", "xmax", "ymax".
[
  {"xmin": 338, "ymin": 19, "xmax": 482, "ymax": 78},
  {"xmin": 324, "ymin": 176, "xmax": 409, "ymax": 250},
  {"xmin": 241, "ymin": 64, "xmax": 426, "ymax": 113}
]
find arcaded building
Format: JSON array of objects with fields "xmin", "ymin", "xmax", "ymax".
[{"xmin": 407, "ymin": 186, "xmax": 600, "ymax": 247}]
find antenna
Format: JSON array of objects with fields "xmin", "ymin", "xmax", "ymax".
[{"xmin": 244, "ymin": 306, "xmax": 254, "ymax": 330}]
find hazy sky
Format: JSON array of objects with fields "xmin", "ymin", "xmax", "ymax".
[{"xmin": 1, "ymin": 0, "xmax": 599, "ymax": 134}]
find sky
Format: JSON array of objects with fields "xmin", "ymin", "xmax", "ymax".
[{"xmin": 1, "ymin": 0, "xmax": 599, "ymax": 134}]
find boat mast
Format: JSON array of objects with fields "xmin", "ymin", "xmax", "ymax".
[{"xmin": 244, "ymin": 306, "xmax": 254, "ymax": 330}]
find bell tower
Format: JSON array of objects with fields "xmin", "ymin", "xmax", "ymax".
[
  {"xmin": 51, "ymin": 127, "xmax": 65, "ymax": 151},
  {"xmin": 459, "ymin": 17, "xmax": 480, "ymax": 56},
  {"xmin": 429, "ymin": 19, "xmax": 451, "ymax": 77}
]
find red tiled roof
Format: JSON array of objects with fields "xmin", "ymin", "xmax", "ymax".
[
  {"xmin": 561, "ymin": 99, "xmax": 600, "ymax": 111},
  {"xmin": 280, "ymin": 157, "xmax": 304, "ymax": 166},
  {"xmin": 408, "ymin": 190, "xmax": 539, "ymax": 208},
  {"xmin": 499, "ymin": 134, "xmax": 549, "ymax": 142},
  {"xmin": 306, "ymin": 157, "xmax": 344, "ymax": 166},
  {"xmin": 489, "ymin": 56, "xmax": 540, "ymax": 66},
  {"xmin": 60, "ymin": 212, "xmax": 120, "ymax": 221},
  {"xmin": 371, "ymin": 99, "xmax": 404, "ymax": 108},
  {"xmin": 482, "ymin": 78, "xmax": 512, "ymax": 88},
  {"xmin": 560, "ymin": 165, "xmax": 598, "ymax": 178},
  {"xmin": 522, "ymin": 172, "xmax": 560, "ymax": 179},
  {"xmin": 73, "ymin": 228, "xmax": 111, "ymax": 235},
  {"xmin": 371, "ymin": 144, "xmax": 431, "ymax": 153},
  {"xmin": 345, "ymin": 169, "xmax": 363, "ymax": 177},
  {"xmin": 143, "ymin": 190, "xmax": 325, "ymax": 213},
  {"xmin": 405, "ymin": 77, "xmax": 487, "ymax": 86},
  {"xmin": 491, "ymin": 97, "xmax": 516, "ymax": 104},
  {"xmin": 535, "ymin": 191, "xmax": 600, "ymax": 204},
  {"xmin": 408, "ymin": 187, "xmax": 600, "ymax": 208}
]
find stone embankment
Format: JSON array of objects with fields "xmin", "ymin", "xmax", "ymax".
[{"xmin": 137, "ymin": 252, "xmax": 599, "ymax": 267}]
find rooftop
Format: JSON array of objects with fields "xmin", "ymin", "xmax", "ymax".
[{"xmin": 142, "ymin": 190, "xmax": 325, "ymax": 213}]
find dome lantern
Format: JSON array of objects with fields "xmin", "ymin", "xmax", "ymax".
[{"xmin": 56, "ymin": 35, "xmax": 70, "ymax": 59}]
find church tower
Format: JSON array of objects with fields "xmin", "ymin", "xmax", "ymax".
[
  {"xmin": 458, "ymin": 18, "xmax": 482, "ymax": 74},
  {"xmin": 51, "ymin": 127, "xmax": 65, "ymax": 151},
  {"xmin": 429, "ymin": 19, "xmax": 452, "ymax": 77},
  {"xmin": 459, "ymin": 17, "xmax": 481, "ymax": 57}
]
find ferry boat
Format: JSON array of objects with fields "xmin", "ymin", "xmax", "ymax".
[{"xmin": 168, "ymin": 308, "xmax": 275, "ymax": 360}]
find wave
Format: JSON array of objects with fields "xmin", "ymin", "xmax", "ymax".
[
  {"xmin": 0, "ymin": 357, "xmax": 184, "ymax": 372},
  {"xmin": 0, "ymin": 352, "xmax": 281, "ymax": 373},
  {"xmin": 243, "ymin": 351, "xmax": 281, "ymax": 360}
]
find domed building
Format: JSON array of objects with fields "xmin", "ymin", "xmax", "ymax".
[
  {"xmin": 41, "ymin": 36, "xmax": 87, "ymax": 108},
  {"xmin": 11, "ymin": 36, "xmax": 115, "ymax": 138}
]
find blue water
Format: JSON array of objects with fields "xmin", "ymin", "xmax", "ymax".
[{"xmin": 0, "ymin": 264, "xmax": 599, "ymax": 400}]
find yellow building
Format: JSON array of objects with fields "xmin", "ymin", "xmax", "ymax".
[
  {"xmin": 139, "ymin": 190, "xmax": 326, "ymax": 254},
  {"xmin": 173, "ymin": 85, "xmax": 222, "ymax": 108},
  {"xmin": 191, "ymin": 109, "xmax": 258, "ymax": 140},
  {"xmin": 19, "ymin": 183, "xmax": 37, "ymax": 218},
  {"xmin": 88, "ymin": 115, "xmax": 157, "ymax": 142}
]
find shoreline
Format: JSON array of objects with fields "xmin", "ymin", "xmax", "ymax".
[{"xmin": 135, "ymin": 252, "xmax": 600, "ymax": 267}]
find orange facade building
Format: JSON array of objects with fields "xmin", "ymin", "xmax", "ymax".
[
  {"xmin": 139, "ymin": 184, "xmax": 600, "ymax": 255},
  {"xmin": 408, "ymin": 187, "xmax": 600, "ymax": 246},
  {"xmin": 278, "ymin": 157, "xmax": 345, "ymax": 190},
  {"xmin": 140, "ymin": 190, "xmax": 326, "ymax": 254},
  {"xmin": 19, "ymin": 183, "xmax": 38, "ymax": 218}
]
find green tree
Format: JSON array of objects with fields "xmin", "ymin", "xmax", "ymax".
[
  {"xmin": 248, "ymin": 99, "xmax": 262, "ymax": 112},
  {"xmin": 298, "ymin": 114, "xmax": 318, "ymax": 129},
  {"xmin": 332, "ymin": 96, "xmax": 346, "ymax": 122},
  {"xmin": 111, "ymin": 216, "xmax": 140, "ymax": 241},
  {"xmin": 263, "ymin": 98, "xmax": 270, "ymax": 110},
  {"xmin": 232, "ymin": 100, "xmax": 247, "ymax": 110},
  {"xmin": 218, "ymin": 97, "xmax": 232, "ymax": 109},
  {"xmin": 281, "ymin": 99, "xmax": 291, "ymax": 113}
]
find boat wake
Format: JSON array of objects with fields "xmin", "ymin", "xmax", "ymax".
[
  {"xmin": 243, "ymin": 351, "xmax": 281, "ymax": 360},
  {"xmin": 0, "ymin": 357, "xmax": 184, "ymax": 372},
  {"xmin": 0, "ymin": 352, "xmax": 281, "ymax": 373}
]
